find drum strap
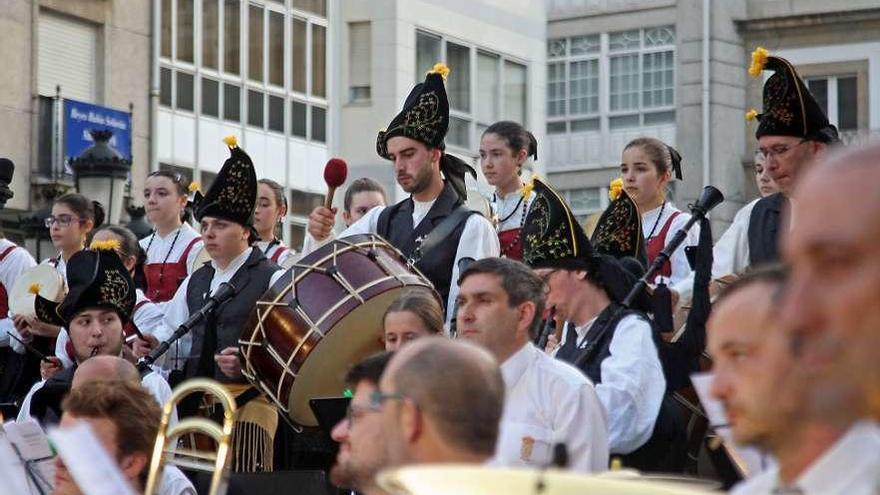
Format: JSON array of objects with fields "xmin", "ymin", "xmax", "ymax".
[{"xmin": 410, "ymin": 205, "xmax": 474, "ymax": 264}]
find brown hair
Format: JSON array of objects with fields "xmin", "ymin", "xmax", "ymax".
[
  {"xmin": 258, "ymin": 178, "xmax": 288, "ymax": 210},
  {"xmin": 383, "ymin": 289, "xmax": 444, "ymax": 336},
  {"xmin": 624, "ymin": 137, "xmax": 682, "ymax": 179},
  {"xmin": 55, "ymin": 193, "xmax": 105, "ymax": 229},
  {"xmin": 343, "ymin": 177, "xmax": 387, "ymax": 213},
  {"xmin": 147, "ymin": 170, "xmax": 190, "ymax": 197},
  {"xmin": 62, "ymin": 381, "xmax": 161, "ymax": 483},
  {"xmin": 482, "ymin": 120, "xmax": 538, "ymax": 164}
]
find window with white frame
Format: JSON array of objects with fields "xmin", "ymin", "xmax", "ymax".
[
  {"xmin": 415, "ymin": 30, "xmax": 528, "ymax": 152},
  {"xmin": 806, "ymin": 75, "xmax": 858, "ymax": 132},
  {"xmin": 159, "ymin": 0, "xmax": 327, "ymax": 143},
  {"xmin": 547, "ymin": 26, "xmax": 675, "ymax": 135},
  {"xmin": 561, "ymin": 187, "xmax": 603, "ymax": 221},
  {"xmin": 348, "ymin": 22, "xmax": 371, "ymax": 102}
]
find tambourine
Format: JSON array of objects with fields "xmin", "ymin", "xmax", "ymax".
[{"xmin": 9, "ymin": 264, "xmax": 66, "ymax": 317}]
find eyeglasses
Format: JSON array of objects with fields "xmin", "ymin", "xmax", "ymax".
[
  {"xmin": 344, "ymin": 390, "xmax": 407, "ymax": 427},
  {"xmin": 757, "ymin": 139, "xmax": 808, "ymax": 161},
  {"xmin": 45, "ymin": 215, "xmax": 82, "ymax": 228}
]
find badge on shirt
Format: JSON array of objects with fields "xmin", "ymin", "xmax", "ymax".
[{"xmin": 520, "ymin": 436, "xmax": 535, "ymax": 462}]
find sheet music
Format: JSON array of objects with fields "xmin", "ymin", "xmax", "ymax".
[
  {"xmin": 3, "ymin": 419, "xmax": 53, "ymax": 460},
  {"xmin": 0, "ymin": 432, "xmax": 34, "ymax": 494},
  {"xmin": 48, "ymin": 421, "xmax": 137, "ymax": 495}
]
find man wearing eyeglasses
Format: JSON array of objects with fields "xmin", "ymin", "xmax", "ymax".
[
  {"xmin": 456, "ymin": 257, "xmax": 608, "ymax": 472},
  {"xmin": 329, "ymin": 352, "xmax": 393, "ymax": 495},
  {"xmin": 378, "ymin": 337, "xmax": 505, "ymax": 467},
  {"xmin": 671, "ymin": 50, "xmax": 839, "ymax": 305}
]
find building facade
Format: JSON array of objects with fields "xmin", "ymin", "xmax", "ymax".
[
  {"xmin": 334, "ymin": 0, "xmax": 547, "ymax": 205},
  {"xmin": 545, "ymin": 0, "xmax": 880, "ymax": 233},
  {"xmin": 0, "ymin": 0, "xmax": 151, "ymax": 259}
]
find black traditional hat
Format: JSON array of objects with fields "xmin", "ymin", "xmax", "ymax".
[
  {"xmin": 376, "ymin": 63, "xmax": 476, "ymax": 200},
  {"xmin": 747, "ymin": 47, "xmax": 838, "ymax": 143},
  {"xmin": 520, "ymin": 178, "xmax": 644, "ymax": 306},
  {"xmin": 35, "ymin": 242, "xmax": 136, "ymax": 326},
  {"xmin": 194, "ymin": 136, "xmax": 258, "ymax": 226},
  {"xmin": 520, "ymin": 177, "xmax": 594, "ymax": 272},
  {"xmin": 591, "ymin": 188, "xmax": 647, "ymax": 268}
]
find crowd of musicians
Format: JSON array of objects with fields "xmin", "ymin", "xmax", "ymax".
[{"xmin": 0, "ymin": 47, "xmax": 878, "ymax": 495}]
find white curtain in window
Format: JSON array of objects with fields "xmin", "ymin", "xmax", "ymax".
[
  {"xmin": 349, "ymin": 22, "xmax": 371, "ymax": 94},
  {"xmin": 504, "ymin": 61, "xmax": 527, "ymax": 124},
  {"xmin": 477, "ymin": 52, "xmax": 499, "ymax": 124}
]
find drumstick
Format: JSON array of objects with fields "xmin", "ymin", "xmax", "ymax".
[
  {"xmin": 6, "ymin": 331, "xmax": 52, "ymax": 362},
  {"xmin": 323, "ymin": 158, "xmax": 348, "ymax": 209}
]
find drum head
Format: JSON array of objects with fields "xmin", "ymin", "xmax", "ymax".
[
  {"xmin": 377, "ymin": 465, "xmax": 716, "ymax": 495},
  {"xmin": 9, "ymin": 265, "xmax": 66, "ymax": 316},
  {"xmin": 287, "ymin": 287, "xmax": 402, "ymax": 426}
]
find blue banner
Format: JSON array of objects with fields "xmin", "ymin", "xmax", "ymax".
[{"xmin": 63, "ymin": 99, "xmax": 132, "ymax": 167}]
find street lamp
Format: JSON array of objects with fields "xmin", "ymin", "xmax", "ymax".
[{"xmin": 69, "ymin": 129, "xmax": 131, "ymax": 225}]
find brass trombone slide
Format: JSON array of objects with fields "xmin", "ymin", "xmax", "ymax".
[{"xmin": 145, "ymin": 378, "xmax": 237, "ymax": 495}]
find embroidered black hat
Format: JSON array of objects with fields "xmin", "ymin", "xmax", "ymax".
[
  {"xmin": 747, "ymin": 47, "xmax": 838, "ymax": 143},
  {"xmin": 520, "ymin": 177, "xmax": 595, "ymax": 272},
  {"xmin": 591, "ymin": 188, "xmax": 647, "ymax": 268},
  {"xmin": 376, "ymin": 63, "xmax": 475, "ymax": 200},
  {"xmin": 194, "ymin": 135, "xmax": 258, "ymax": 226},
  {"xmin": 35, "ymin": 242, "xmax": 136, "ymax": 326}
]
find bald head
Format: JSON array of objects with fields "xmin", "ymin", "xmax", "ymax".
[
  {"xmin": 781, "ymin": 140, "xmax": 880, "ymax": 420},
  {"xmin": 381, "ymin": 337, "xmax": 504, "ymax": 460},
  {"xmin": 72, "ymin": 355, "xmax": 140, "ymax": 389}
]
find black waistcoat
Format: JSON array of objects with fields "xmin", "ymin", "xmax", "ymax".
[
  {"xmin": 185, "ymin": 248, "xmax": 278, "ymax": 383},
  {"xmin": 377, "ymin": 182, "xmax": 470, "ymax": 309},
  {"xmin": 30, "ymin": 365, "xmax": 76, "ymax": 426},
  {"xmin": 557, "ymin": 303, "xmax": 686, "ymax": 472},
  {"xmin": 748, "ymin": 192, "xmax": 787, "ymax": 267}
]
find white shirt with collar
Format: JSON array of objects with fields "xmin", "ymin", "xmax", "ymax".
[
  {"xmin": 0, "ymin": 239, "xmax": 37, "ymax": 349},
  {"xmin": 140, "ymin": 223, "xmax": 204, "ymax": 275},
  {"xmin": 301, "ymin": 203, "xmax": 499, "ymax": 325},
  {"xmin": 673, "ymin": 198, "xmax": 758, "ymax": 301},
  {"xmin": 553, "ymin": 314, "xmax": 666, "ymax": 455},
  {"xmin": 161, "ymin": 247, "xmax": 284, "ymax": 366},
  {"xmin": 731, "ymin": 421, "xmax": 880, "ymax": 495},
  {"xmin": 642, "ymin": 203, "xmax": 699, "ymax": 287},
  {"xmin": 491, "ymin": 343, "xmax": 609, "ymax": 472}
]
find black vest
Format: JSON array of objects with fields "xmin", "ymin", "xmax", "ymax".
[
  {"xmin": 30, "ymin": 365, "xmax": 76, "ymax": 426},
  {"xmin": 748, "ymin": 192, "xmax": 787, "ymax": 267},
  {"xmin": 557, "ymin": 304, "xmax": 686, "ymax": 472},
  {"xmin": 185, "ymin": 248, "xmax": 278, "ymax": 383},
  {"xmin": 377, "ymin": 182, "xmax": 470, "ymax": 308}
]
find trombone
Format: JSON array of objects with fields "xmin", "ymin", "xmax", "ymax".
[{"xmin": 145, "ymin": 378, "xmax": 237, "ymax": 495}]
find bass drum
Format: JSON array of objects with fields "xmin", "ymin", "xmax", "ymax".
[{"xmin": 240, "ymin": 234, "xmax": 437, "ymax": 427}]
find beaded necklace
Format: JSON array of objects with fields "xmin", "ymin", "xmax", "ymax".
[{"xmin": 144, "ymin": 226, "xmax": 183, "ymax": 289}]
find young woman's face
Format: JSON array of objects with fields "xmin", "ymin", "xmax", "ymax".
[
  {"xmin": 383, "ymin": 310, "xmax": 433, "ymax": 352},
  {"xmin": 49, "ymin": 203, "xmax": 90, "ymax": 250},
  {"xmin": 143, "ymin": 175, "xmax": 186, "ymax": 227},
  {"xmin": 479, "ymin": 133, "xmax": 523, "ymax": 190},
  {"xmin": 253, "ymin": 183, "xmax": 286, "ymax": 238},
  {"xmin": 620, "ymin": 146, "xmax": 669, "ymax": 208}
]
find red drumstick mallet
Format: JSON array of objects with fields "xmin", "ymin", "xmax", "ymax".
[{"xmin": 323, "ymin": 158, "xmax": 348, "ymax": 209}]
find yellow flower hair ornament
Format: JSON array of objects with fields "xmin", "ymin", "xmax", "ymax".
[
  {"xmin": 90, "ymin": 239, "xmax": 121, "ymax": 252},
  {"xmin": 519, "ymin": 175, "xmax": 536, "ymax": 200},
  {"xmin": 748, "ymin": 47, "xmax": 769, "ymax": 78},
  {"xmin": 427, "ymin": 62, "xmax": 450, "ymax": 81},
  {"xmin": 609, "ymin": 177, "xmax": 624, "ymax": 201}
]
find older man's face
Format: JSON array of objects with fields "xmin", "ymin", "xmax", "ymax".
[{"xmin": 779, "ymin": 166, "xmax": 880, "ymax": 415}]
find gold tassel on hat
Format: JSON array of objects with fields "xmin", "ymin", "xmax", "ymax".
[
  {"xmin": 223, "ymin": 135, "xmax": 239, "ymax": 148},
  {"xmin": 28, "ymin": 283, "xmax": 41, "ymax": 295},
  {"xmin": 427, "ymin": 62, "xmax": 450, "ymax": 80},
  {"xmin": 746, "ymin": 109, "xmax": 759, "ymax": 121},
  {"xmin": 188, "ymin": 181, "xmax": 201, "ymax": 193},
  {"xmin": 748, "ymin": 46, "xmax": 769, "ymax": 77}
]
